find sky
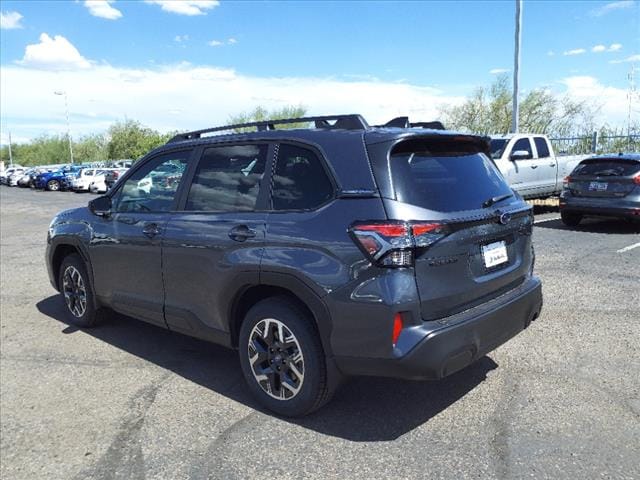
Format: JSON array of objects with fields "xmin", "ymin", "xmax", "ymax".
[{"xmin": 0, "ymin": 0, "xmax": 638, "ymax": 144}]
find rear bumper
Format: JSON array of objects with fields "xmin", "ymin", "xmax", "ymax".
[
  {"xmin": 334, "ymin": 276, "xmax": 542, "ymax": 380},
  {"xmin": 560, "ymin": 195, "xmax": 640, "ymax": 219}
]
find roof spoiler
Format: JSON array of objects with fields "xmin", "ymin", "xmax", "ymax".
[{"xmin": 376, "ymin": 116, "xmax": 446, "ymax": 130}]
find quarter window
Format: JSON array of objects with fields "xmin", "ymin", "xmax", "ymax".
[
  {"xmin": 534, "ymin": 137, "xmax": 550, "ymax": 158},
  {"xmin": 185, "ymin": 144, "xmax": 267, "ymax": 212},
  {"xmin": 114, "ymin": 151, "xmax": 190, "ymax": 213},
  {"xmin": 272, "ymin": 144, "xmax": 333, "ymax": 211}
]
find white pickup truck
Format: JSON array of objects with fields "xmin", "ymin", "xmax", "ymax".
[{"xmin": 489, "ymin": 134, "xmax": 589, "ymax": 199}]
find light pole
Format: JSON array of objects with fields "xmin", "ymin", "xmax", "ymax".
[
  {"xmin": 512, "ymin": 0, "xmax": 523, "ymax": 134},
  {"xmin": 54, "ymin": 90, "xmax": 74, "ymax": 164}
]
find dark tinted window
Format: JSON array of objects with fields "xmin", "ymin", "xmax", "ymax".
[
  {"xmin": 490, "ymin": 139, "xmax": 508, "ymax": 159},
  {"xmin": 115, "ymin": 151, "xmax": 189, "ymax": 213},
  {"xmin": 186, "ymin": 144, "xmax": 267, "ymax": 212},
  {"xmin": 512, "ymin": 138, "xmax": 533, "ymax": 158},
  {"xmin": 272, "ymin": 144, "xmax": 333, "ymax": 210},
  {"xmin": 389, "ymin": 140, "xmax": 513, "ymax": 212},
  {"xmin": 572, "ymin": 159, "xmax": 640, "ymax": 177},
  {"xmin": 534, "ymin": 137, "xmax": 550, "ymax": 158}
]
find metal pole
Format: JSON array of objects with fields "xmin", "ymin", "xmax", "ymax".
[
  {"xmin": 55, "ymin": 91, "xmax": 74, "ymax": 164},
  {"xmin": 512, "ymin": 0, "xmax": 522, "ymax": 133},
  {"xmin": 8, "ymin": 131, "xmax": 13, "ymax": 167}
]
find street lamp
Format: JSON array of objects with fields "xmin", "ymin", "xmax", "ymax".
[{"xmin": 54, "ymin": 90, "xmax": 74, "ymax": 164}]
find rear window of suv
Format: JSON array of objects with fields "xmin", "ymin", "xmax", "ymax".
[
  {"xmin": 572, "ymin": 159, "xmax": 640, "ymax": 177},
  {"xmin": 386, "ymin": 138, "xmax": 513, "ymax": 212}
]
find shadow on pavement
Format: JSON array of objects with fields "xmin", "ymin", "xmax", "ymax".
[
  {"xmin": 536, "ymin": 217, "xmax": 640, "ymax": 234},
  {"xmin": 37, "ymin": 295, "xmax": 498, "ymax": 442}
]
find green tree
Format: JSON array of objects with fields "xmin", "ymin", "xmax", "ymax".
[
  {"xmin": 74, "ymin": 133, "xmax": 109, "ymax": 162},
  {"xmin": 441, "ymin": 74, "xmax": 597, "ymax": 136},
  {"xmin": 227, "ymin": 105, "xmax": 308, "ymax": 132},
  {"xmin": 106, "ymin": 119, "xmax": 172, "ymax": 161}
]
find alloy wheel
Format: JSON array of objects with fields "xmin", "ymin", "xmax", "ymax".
[
  {"xmin": 248, "ymin": 318, "xmax": 305, "ymax": 400},
  {"xmin": 62, "ymin": 266, "xmax": 87, "ymax": 318}
]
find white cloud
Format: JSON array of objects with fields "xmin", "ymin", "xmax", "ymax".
[
  {"xmin": 1, "ymin": 10, "xmax": 24, "ymax": 29},
  {"xmin": 18, "ymin": 33, "xmax": 91, "ymax": 70},
  {"xmin": 561, "ymin": 76, "xmax": 632, "ymax": 125},
  {"xmin": 609, "ymin": 54, "xmax": 640, "ymax": 64},
  {"xmin": 208, "ymin": 40, "xmax": 223, "ymax": 47},
  {"xmin": 228, "ymin": 37, "xmax": 237, "ymax": 44},
  {"xmin": 563, "ymin": 48, "xmax": 586, "ymax": 56},
  {"xmin": 0, "ymin": 63, "xmax": 464, "ymax": 142},
  {"xmin": 489, "ymin": 68, "xmax": 509, "ymax": 74},
  {"xmin": 547, "ymin": 50, "xmax": 555, "ymax": 56},
  {"xmin": 608, "ymin": 43, "xmax": 622, "ymax": 52},
  {"xmin": 594, "ymin": 43, "xmax": 624, "ymax": 53},
  {"xmin": 144, "ymin": 0, "xmax": 219, "ymax": 16},
  {"xmin": 590, "ymin": 0, "xmax": 635, "ymax": 17},
  {"xmin": 592, "ymin": 45, "xmax": 607, "ymax": 53},
  {"xmin": 174, "ymin": 34, "xmax": 189, "ymax": 42},
  {"xmin": 84, "ymin": 1, "xmax": 122, "ymax": 20}
]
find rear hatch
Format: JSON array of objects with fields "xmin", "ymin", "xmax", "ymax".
[
  {"xmin": 366, "ymin": 134, "xmax": 533, "ymax": 320},
  {"xmin": 567, "ymin": 158, "xmax": 640, "ymax": 198}
]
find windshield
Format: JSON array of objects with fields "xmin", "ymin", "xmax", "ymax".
[
  {"xmin": 387, "ymin": 139, "xmax": 513, "ymax": 212},
  {"xmin": 489, "ymin": 139, "xmax": 508, "ymax": 160}
]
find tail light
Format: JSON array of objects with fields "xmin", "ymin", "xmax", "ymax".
[
  {"xmin": 349, "ymin": 221, "xmax": 450, "ymax": 267},
  {"xmin": 563, "ymin": 176, "xmax": 571, "ymax": 187},
  {"xmin": 633, "ymin": 173, "xmax": 640, "ymax": 185}
]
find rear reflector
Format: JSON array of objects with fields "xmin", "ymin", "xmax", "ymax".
[{"xmin": 392, "ymin": 313, "xmax": 403, "ymax": 346}]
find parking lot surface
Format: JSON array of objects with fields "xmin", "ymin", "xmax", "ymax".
[{"xmin": 1, "ymin": 186, "xmax": 639, "ymax": 480}]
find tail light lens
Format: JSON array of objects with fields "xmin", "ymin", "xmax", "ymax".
[
  {"xmin": 349, "ymin": 221, "xmax": 449, "ymax": 267},
  {"xmin": 633, "ymin": 173, "xmax": 640, "ymax": 185},
  {"xmin": 563, "ymin": 176, "xmax": 571, "ymax": 187}
]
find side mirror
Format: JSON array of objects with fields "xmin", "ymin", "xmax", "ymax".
[
  {"xmin": 89, "ymin": 195, "xmax": 112, "ymax": 217},
  {"xmin": 510, "ymin": 150, "xmax": 532, "ymax": 161}
]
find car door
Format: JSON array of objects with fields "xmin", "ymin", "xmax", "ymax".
[
  {"xmin": 89, "ymin": 149, "xmax": 193, "ymax": 327},
  {"xmin": 161, "ymin": 143, "xmax": 271, "ymax": 343},
  {"xmin": 532, "ymin": 136, "xmax": 557, "ymax": 193},
  {"xmin": 506, "ymin": 137, "xmax": 541, "ymax": 196}
]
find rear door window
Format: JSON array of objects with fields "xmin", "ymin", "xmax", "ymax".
[
  {"xmin": 533, "ymin": 137, "xmax": 550, "ymax": 158},
  {"xmin": 271, "ymin": 144, "xmax": 334, "ymax": 211},
  {"xmin": 387, "ymin": 139, "xmax": 513, "ymax": 212},
  {"xmin": 185, "ymin": 144, "xmax": 267, "ymax": 212}
]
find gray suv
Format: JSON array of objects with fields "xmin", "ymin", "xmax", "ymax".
[{"xmin": 46, "ymin": 114, "xmax": 543, "ymax": 416}]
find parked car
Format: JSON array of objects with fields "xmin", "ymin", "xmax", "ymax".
[
  {"xmin": 70, "ymin": 168, "xmax": 103, "ymax": 192},
  {"xmin": 489, "ymin": 134, "xmax": 588, "ymax": 199},
  {"xmin": 7, "ymin": 168, "xmax": 26, "ymax": 186},
  {"xmin": 559, "ymin": 153, "xmax": 640, "ymax": 226},
  {"xmin": 35, "ymin": 169, "xmax": 73, "ymax": 191},
  {"xmin": 88, "ymin": 171, "xmax": 109, "ymax": 194},
  {"xmin": 17, "ymin": 169, "xmax": 39, "ymax": 188},
  {"xmin": 104, "ymin": 168, "xmax": 128, "ymax": 190},
  {"xmin": 0, "ymin": 166, "xmax": 24, "ymax": 185},
  {"xmin": 46, "ymin": 114, "xmax": 542, "ymax": 416}
]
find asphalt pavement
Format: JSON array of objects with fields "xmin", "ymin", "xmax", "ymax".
[{"xmin": 1, "ymin": 186, "xmax": 639, "ymax": 480}]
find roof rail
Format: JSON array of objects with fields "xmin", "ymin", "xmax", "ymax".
[
  {"xmin": 377, "ymin": 116, "xmax": 446, "ymax": 130},
  {"xmin": 167, "ymin": 114, "xmax": 369, "ymax": 144}
]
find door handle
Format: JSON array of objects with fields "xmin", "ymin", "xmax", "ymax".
[
  {"xmin": 229, "ymin": 225, "xmax": 257, "ymax": 242},
  {"xmin": 142, "ymin": 223, "xmax": 160, "ymax": 238},
  {"xmin": 530, "ymin": 165, "xmax": 538, "ymax": 169}
]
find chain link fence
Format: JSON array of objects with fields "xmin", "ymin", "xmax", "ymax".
[{"xmin": 550, "ymin": 131, "xmax": 640, "ymax": 155}]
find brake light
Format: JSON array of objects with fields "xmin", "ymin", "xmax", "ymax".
[
  {"xmin": 349, "ymin": 221, "xmax": 449, "ymax": 267},
  {"xmin": 563, "ymin": 176, "xmax": 571, "ymax": 187},
  {"xmin": 633, "ymin": 173, "xmax": 640, "ymax": 185}
]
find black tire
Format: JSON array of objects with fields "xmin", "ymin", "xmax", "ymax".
[
  {"xmin": 47, "ymin": 179, "xmax": 60, "ymax": 191},
  {"xmin": 561, "ymin": 211, "xmax": 582, "ymax": 227},
  {"xmin": 239, "ymin": 296, "xmax": 336, "ymax": 417},
  {"xmin": 58, "ymin": 253, "xmax": 105, "ymax": 328}
]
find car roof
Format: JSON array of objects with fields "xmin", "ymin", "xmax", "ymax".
[{"xmin": 582, "ymin": 153, "xmax": 640, "ymax": 162}]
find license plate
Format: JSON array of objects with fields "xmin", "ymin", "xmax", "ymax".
[
  {"xmin": 589, "ymin": 181, "xmax": 608, "ymax": 191},
  {"xmin": 482, "ymin": 241, "xmax": 508, "ymax": 268}
]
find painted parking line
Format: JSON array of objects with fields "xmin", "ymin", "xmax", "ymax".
[
  {"xmin": 534, "ymin": 216, "xmax": 561, "ymax": 224},
  {"xmin": 617, "ymin": 242, "xmax": 640, "ymax": 253}
]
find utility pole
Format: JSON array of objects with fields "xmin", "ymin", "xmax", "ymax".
[
  {"xmin": 8, "ymin": 132, "xmax": 13, "ymax": 167},
  {"xmin": 512, "ymin": 0, "xmax": 523, "ymax": 133},
  {"xmin": 54, "ymin": 91, "xmax": 74, "ymax": 164}
]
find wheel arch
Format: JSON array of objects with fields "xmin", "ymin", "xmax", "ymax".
[
  {"xmin": 229, "ymin": 275, "xmax": 334, "ymax": 357},
  {"xmin": 50, "ymin": 239, "xmax": 93, "ymax": 291}
]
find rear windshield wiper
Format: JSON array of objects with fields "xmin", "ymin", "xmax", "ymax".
[{"xmin": 482, "ymin": 193, "xmax": 513, "ymax": 208}]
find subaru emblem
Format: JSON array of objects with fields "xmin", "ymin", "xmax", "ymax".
[{"xmin": 499, "ymin": 212, "xmax": 512, "ymax": 225}]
